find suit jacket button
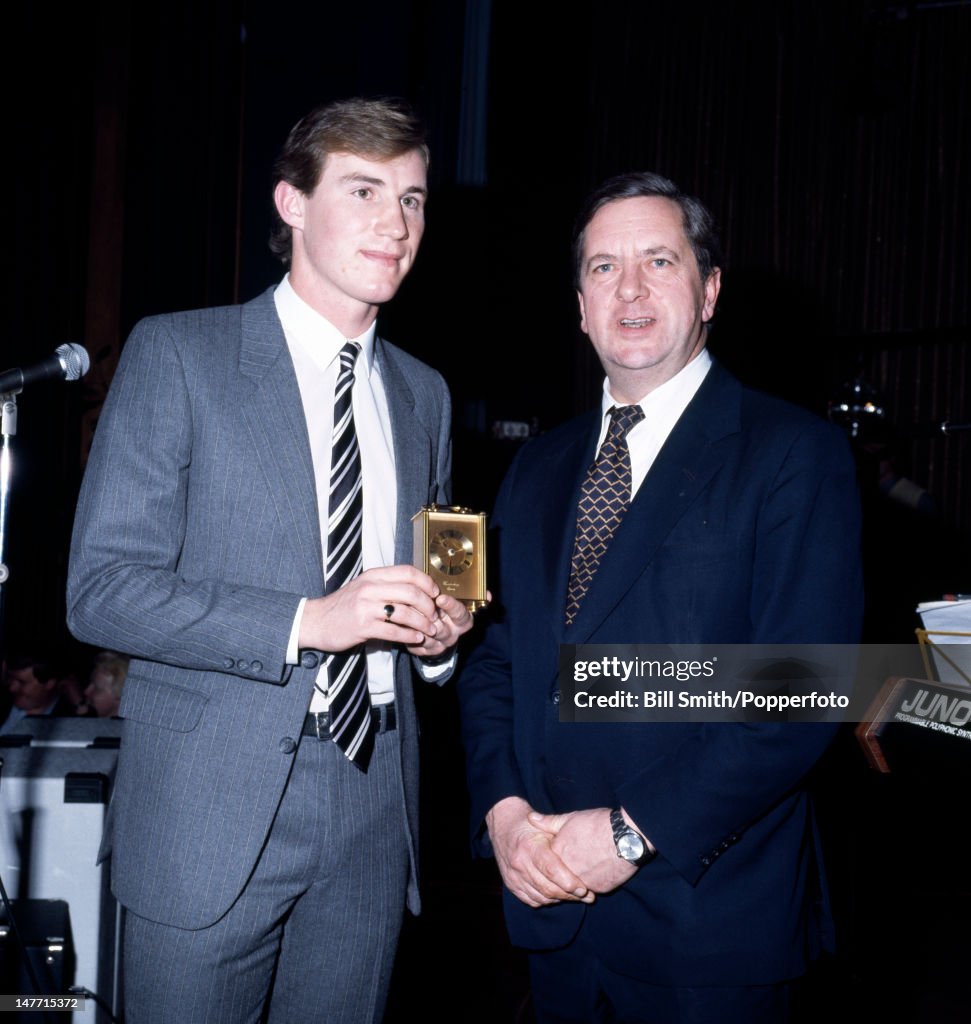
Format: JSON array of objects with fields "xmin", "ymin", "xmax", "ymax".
[
  {"xmin": 279, "ymin": 737, "xmax": 297, "ymax": 754},
  {"xmin": 224, "ymin": 658, "xmax": 235, "ymax": 670},
  {"xmin": 700, "ymin": 856, "xmax": 711, "ymax": 867},
  {"xmin": 237, "ymin": 659, "xmax": 249, "ymax": 671},
  {"xmin": 551, "ymin": 690, "xmax": 561, "ymax": 705},
  {"xmin": 300, "ymin": 651, "xmax": 320, "ymax": 670},
  {"xmin": 252, "ymin": 661, "xmax": 263, "ymax": 672}
]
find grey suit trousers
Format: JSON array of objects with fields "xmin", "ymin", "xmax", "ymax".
[{"xmin": 123, "ymin": 730, "xmax": 409, "ymax": 1024}]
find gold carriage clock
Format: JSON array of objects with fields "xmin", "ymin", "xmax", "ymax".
[{"xmin": 412, "ymin": 504, "xmax": 488, "ymax": 612}]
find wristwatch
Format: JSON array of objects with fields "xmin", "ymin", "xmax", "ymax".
[{"xmin": 610, "ymin": 808, "xmax": 655, "ymax": 866}]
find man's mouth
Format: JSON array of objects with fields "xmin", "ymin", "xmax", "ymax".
[
  {"xmin": 362, "ymin": 250, "xmax": 402, "ymax": 265},
  {"xmin": 619, "ymin": 317, "xmax": 655, "ymax": 327}
]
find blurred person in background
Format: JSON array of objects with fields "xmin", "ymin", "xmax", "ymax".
[
  {"xmin": 1, "ymin": 651, "xmax": 77, "ymax": 733},
  {"xmin": 77, "ymin": 650, "xmax": 129, "ymax": 718}
]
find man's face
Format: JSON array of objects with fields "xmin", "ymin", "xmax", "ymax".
[
  {"xmin": 84, "ymin": 668, "xmax": 120, "ymax": 717},
  {"xmin": 577, "ymin": 196, "xmax": 720, "ymax": 403},
  {"xmin": 5, "ymin": 667, "xmax": 56, "ymax": 713},
  {"xmin": 274, "ymin": 149, "xmax": 427, "ymax": 334}
]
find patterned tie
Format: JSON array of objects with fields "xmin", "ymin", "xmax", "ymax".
[
  {"xmin": 564, "ymin": 405, "xmax": 645, "ymax": 625},
  {"xmin": 318, "ymin": 341, "xmax": 373, "ymax": 770}
]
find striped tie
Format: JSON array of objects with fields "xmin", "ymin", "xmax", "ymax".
[
  {"xmin": 564, "ymin": 405, "xmax": 645, "ymax": 625},
  {"xmin": 318, "ymin": 341, "xmax": 373, "ymax": 770}
]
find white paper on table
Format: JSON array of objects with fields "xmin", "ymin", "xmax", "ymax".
[{"xmin": 917, "ymin": 599, "xmax": 971, "ymax": 686}]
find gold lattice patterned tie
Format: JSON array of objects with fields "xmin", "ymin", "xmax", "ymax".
[{"xmin": 564, "ymin": 405, "xmax": 645, "ymax": 625}]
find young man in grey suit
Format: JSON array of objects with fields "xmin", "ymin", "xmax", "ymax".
[{"xmin": 68, "ymin": 98, "xmax": 474, "ymax": 1023}]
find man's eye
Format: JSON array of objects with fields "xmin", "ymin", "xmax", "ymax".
[
  {"xmin": 353, "ymin": 188, "xmax": 372, "ymax": 199},
  {"xmin": 652, "ymin": 258, "xmax": 671, "ymax": 268},
  {"xmin": 401, "ymin": 195, "xmax": 422, "ymax": 210},
  {"xmin": 592, "ymin": 263, "xmax": 614, "ymax": 274}
]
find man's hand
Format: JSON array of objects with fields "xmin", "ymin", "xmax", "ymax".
[
  {"xmin": 487, "ymin": 796, "xmax": 594, "ymax": 908},
  {"xmin": 528, "ymin": 807, "xmax": 641, "ymax": 895},
  {"xmin": 404, "ymin": 591, "xmax": 476, "ymax": 658},
  {"xmin": 299, "ymin": 565, "xmax": 447, "ymax": 652}
]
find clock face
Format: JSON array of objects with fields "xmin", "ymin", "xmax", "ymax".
[{"xmin": 429, "ymin": 529, "xmax": 474, "ymax": 576}]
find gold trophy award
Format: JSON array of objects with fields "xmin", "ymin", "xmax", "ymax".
[{"xmin": 412, "ymin": 505, "xmax": 488, "ymax": 612}]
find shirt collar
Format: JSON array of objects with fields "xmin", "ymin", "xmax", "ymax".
[
  {"xmin": 601, "ymin": 347, "xmax": 712, "ymax": 421},
  {"xmin": 274, "ymin": 274, "xmax": 377, "ymax": 376}
]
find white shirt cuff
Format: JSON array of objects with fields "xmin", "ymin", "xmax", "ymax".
[
  {"xmin": 415, "ymin": 648, "xmax": 457, "ymax": 681},
  {"xmin": 286, "ymin": 597, "xmax": 308, "ymax": 665}
]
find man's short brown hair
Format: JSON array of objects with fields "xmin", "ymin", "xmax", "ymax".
[
  {"xmin": 269, "ymin": 97, "xmax": 428, "ymax": 263},
  {"xmin": 572, "ymin": 171, "xmax": 721, "ymax": 288}
]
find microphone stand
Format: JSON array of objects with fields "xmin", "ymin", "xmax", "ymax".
[
  {"xmin": 0, "ymin": 392, "xmax": 16, "ymax": 651},
  {"xmin": 0, "ymin": 346, "xmax": 89, "ymax": 649}
]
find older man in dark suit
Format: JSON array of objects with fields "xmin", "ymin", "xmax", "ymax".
[
  {"xmin": 68, "ymin": 98, "xmax": 473, "ymax": 1024},
  {"xmin": 458, "ymin": 172, "xmax": 862, "ymax": 1023}
]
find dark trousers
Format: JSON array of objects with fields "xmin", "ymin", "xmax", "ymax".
[{"xmin": 527, "ymin": 927, "xmax": 792, "ymax": 1024}]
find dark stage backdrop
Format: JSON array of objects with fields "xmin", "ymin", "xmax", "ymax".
[
  {"xmin": 2, "ymin": 0, "xmax": 968, "ymax": 646},
  {"xmin": 1, "ymin": 3, "xmax": 969, "ymax": 1020}
]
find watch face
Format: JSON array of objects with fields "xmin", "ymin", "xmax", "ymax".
[{"xmin": 617, "ymin": 831, "xmax": 646, "ymax": 863}]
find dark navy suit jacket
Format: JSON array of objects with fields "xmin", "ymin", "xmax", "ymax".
[{"xmin": 458, "ymin": 361, "xmax": 862, "ymax": 986}]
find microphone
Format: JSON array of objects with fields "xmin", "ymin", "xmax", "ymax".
[{"xmin": 0, "ymin": 343, "xmax": 90, "ymax": 395}]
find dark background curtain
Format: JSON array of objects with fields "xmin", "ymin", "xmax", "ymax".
[
  {"xmin": 2, "ymin": 2, "xmax": 969, "ymax": 1019},
  {"xmin": 5, "ymin": 0, "xmax": 968, "ymax": 645}
]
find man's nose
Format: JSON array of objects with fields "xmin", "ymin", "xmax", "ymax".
[
  {"xmin": 376, "ymin": 200, "xmax": 408, "ymax": 239},
  {"xmin": 617, "ymin": 264, "xmax": 648, "ymax": 301}
]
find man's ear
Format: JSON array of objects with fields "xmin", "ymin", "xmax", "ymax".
[
  {"xmin": 273, "ymin": 180, "xmax": 305, "ymax": 231},
  {"xmin": 577, "ymin": 289, "xmax": 589, "ymax": 336},
  {"xmin": 702, "ymin": 267, "xmax": 722, "ymax": 323}
]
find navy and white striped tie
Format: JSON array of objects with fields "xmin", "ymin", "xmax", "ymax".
[{"xmin": 318, "ymin": 341, "xmax": 373, "ymax": 770}]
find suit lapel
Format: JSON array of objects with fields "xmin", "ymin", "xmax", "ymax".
[
  {"xmin": 536, "ymin": 413, "xmax": 601, "ymax": 644},
  {"xmin": 564, "ymin": 364, "xmax": 742, "ymax": 642},
  {"xmin": 377, "ymin": 340, "xmax": 433, "ymax": 566},
  {"xmin": 238, "ymin": 289, "xmax": 324, "ymax": 595}
]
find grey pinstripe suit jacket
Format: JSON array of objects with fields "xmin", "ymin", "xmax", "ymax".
[{"xmin": 67, "ymin": 286, "xmax": 452, "ymax": 929}]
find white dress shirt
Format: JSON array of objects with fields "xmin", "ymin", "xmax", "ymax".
[
  {"xmin": 275, "ymin": 276, "xmax": 397, "ymax": 708},
  {"xmin": 597, "ymin": 348, "xmax": 712, "ymax": 498}
]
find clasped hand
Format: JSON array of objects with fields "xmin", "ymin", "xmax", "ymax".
[{"xmin": 487, "ymin": 797, "xmax": 639, "ymax": 909}]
